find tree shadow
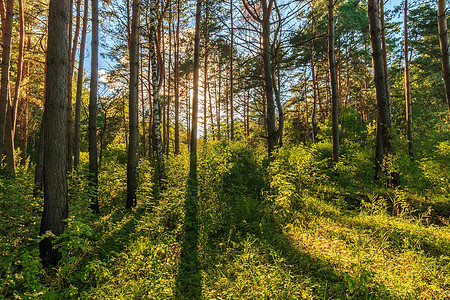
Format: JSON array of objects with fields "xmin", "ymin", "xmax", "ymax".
[
  {"xmin": 175, "ymin": 175, "xmax": 202, "ymax": 299},
  {"xmin": 197, "ymin": 152, "xmax": 393, "ymax": 298}
]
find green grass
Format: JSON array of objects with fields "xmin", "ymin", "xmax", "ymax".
[{"xmin": 1, "ymin": 141, "xmax": 449, "ymax": 299}]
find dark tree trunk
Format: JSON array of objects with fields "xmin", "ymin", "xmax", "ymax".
[
  {"xmin": 39, "ymin": 0, "xmax": 70, "ymax": 267},
  {"xmin": 438, "ymin": 0, "xmax": 450, "ymax": 114},
  {"xmin": 328, "ymin": 0, "xmax": 339, "ymax": 164},
  {"xmin": 126, "ymin": 0, "xmax": 140, "ymax": 208},
  {"xmin": 368, "ymin": 0, "xmax": 398, "ymax": 187},
  {"xmin": 89, "ymin": 0, "xmax": 100, "ymax": 213},
  {"xmin": 230, "ymin": 0, "xmax": 234, "ymax": 140},
  {"xmin": 174, "ymin": 0, "xmax": 180, "ymax": 154},
  {"xmin": 0, "ymin": 0, "xmax": 13, "ymax": 170}
]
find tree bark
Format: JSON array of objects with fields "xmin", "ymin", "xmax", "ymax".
[
  {"xmin": 150, "ymin": 0, "xmax": 165, "ymax": 183},
  {"xmin": 328, "ymin": 0, "xmax": 339, "ymax": 164},
  {"xmin": 438, "ymin": 0, "xmax": 450, "ymax": 114},
  {"xmin": 368, "ymin": 0, "xmax": 397, "ymax": 187},
  {"xmin": 203, "ymin": 2, "xmax": 209, "ymax": 141},
  {"xmin": 73, "ymin": 0, "xmax": 89, "ymax": 169},
  {"xmin": 39, "ymin": 0, "xmax": 70, "ymax": 267},
  {"xmin": 310, "ymin": 29, "xmax": 318, "ymax": 142},
  {"xmin": 190, "ymin": 0, "xmax": 201, "ymax": 175},
  {"xmin": 230, "ymin": 0, "xmax": 234, "ymax": 140},
  {"xmin": 404, "ymin": 0, "xmax": 413, "ymax": 159},
  {"xmin": 380, "ymin": 0, "xmax": 391, "ymax": 106},
  {"xmin": 174, "ymin": 0, "xmax": 180, "ymax": 154},
  {"xmin": 0, "ymin": 0, "xmax": 13, "ymax": 170},
  {"xmin": 89, "ymin": 0, "xmax": 100, "ymax": 213},
  {"xmin": 126, "ymin": 0, "xmax": 140, "ymax": 208}
]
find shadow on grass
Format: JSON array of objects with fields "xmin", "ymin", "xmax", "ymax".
[
  {"xmin": 175, "ymin": 174, "xmax": 202, "ymax": 299},
  {"xmin": 198, "ymin": 152, "xmax": 392, "ymax": 298}
]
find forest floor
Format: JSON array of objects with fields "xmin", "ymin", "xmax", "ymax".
[{"xmin": 1, "ymin": 141, "xmax": 450, "ymax": 299}]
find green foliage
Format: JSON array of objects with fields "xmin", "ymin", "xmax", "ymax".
[{"xmin": 2, "ymin": 138, "xmax": 450, "ymax": 299}]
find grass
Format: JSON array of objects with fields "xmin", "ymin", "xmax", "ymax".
[{"xmin": 1, "ymin": 141, "xmax": 449, "ymax": 299}]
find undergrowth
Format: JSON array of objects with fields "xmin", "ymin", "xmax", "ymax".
[{"xmin": 0, "ymin": 140, "xmax": 449, "ymax": 299}]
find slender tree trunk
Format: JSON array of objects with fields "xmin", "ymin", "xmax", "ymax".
[
  {"xmin": 20, "ymin": 38, "xmax": 30, "ymax": 166},
  {"xmin": 310, "ymin": 34, "xmax": 318, "ymax": 142},
  {"xmin": 328, "ymin": 0, "xmax": 339, "ymax": 164},
  {"xmin": 150, "ymin": 0, "xmax": 165, "ymax": 182},
  {"xmin": 230, "ymin": 0, "xmax": 234, "ymax": 140},
  {"xmin": 203, "ymin": 3, "xmax": 209, "ymax": 141},
  {"xmin": 404, "ymin": 0, "xmax": 413, "ymax": 159},
  {"xmin": 12, "ymin": 0, "xmax": 25, "ymax": 133},
  {"xmin": 39, "ymin": 0, "xmax": 69, "ymax": 267},
  {"xmin": 74, "ymin": 0, "xmax": 89, "ymax": 169},
  {"xmin": 140, "ymin": 43, "xmax": 146, "ymax": 157},
  {"xmin": 190, "ymin": 0, "xmax": 201, "ymax": 175},
  {"xmin": 174, "ymin": 0, "xmax": 180, "ymax": 154},
  {"xmin": 66, "ymin": 0, "xmax": 82, "ymax": 171},
  {"xmin": 380, "ymin": 0, "xmax": 390, "ymax": 105},
  {"xmin": 89, "ymin": 0, "xmax": 100, "ymax": 213},
  {"xmin": 126, "ymin": 0, "xmax": 140, "ymax": 208},
  {"xmin": 5, "ymin": 91, "xmax": 15, "ymax": 174},
  {"xmin": 167, "ymin": 4, "xmax": 172, "ymax": 156},
  {"xmin": 217, "ymin": 57, "xmax": 221, "ymax": 140},
  {"xmin": 0, "ymin": 0, "xmax": 13, "ymax": 169},
  {"xmin": 438, "ymin": 0, "xmax": 450, "ymax": 114}
]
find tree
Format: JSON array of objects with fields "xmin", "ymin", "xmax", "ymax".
[
  {"xmin": 368, "ymin": 0, "xmax": 398, "ymax": 186},
  {"xmin": 404, "ymin": 0, "xmax": 413, "ymax": 158},
  {"xmin": 437, "ymin": 0, "xmax": 450, "ymax": 114},
  {"xmin": 126, "ymin": 0, "xmax": 140, "ymax": 208},
  {"xmin": 243, "ymin": 0, "xmax": 277, "ymax": 156},
  {"xmin": 230, "ymin": 0, "xmax": 235, "ymax": 141},
  {"xmin": 89, "ymin": 0, "xmax": 100, "ymax": 213},
  {"xmin": 39, "ymin": 0, "xmax": 70, "ymax": 267},
  {"xmin": 328, "ymin": 0, "xmax": 339, "ymax": 164},
  {"xmin": 66, "ymin": 0, "xmax": 82, "ymax": 170},
  {"xmin": 74, "ymin": 0, "xmax": 89, "ymax": 169},
  {"xmin": 174, "ymin": 0, "xmax": 180, "ymax": 154},
  {"xmin": 149, "ymin": 0, "xmax": 165, "ymax": 185},
  {"xmin": 0, "ymin": 0, "xmax": 14, "ymax": 172}
]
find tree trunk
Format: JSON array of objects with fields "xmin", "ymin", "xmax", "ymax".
[
  {"xmin": 39, "ymin": 0, "xmax": 70, "ymax": 267},
  {"xmin": 20, "ymin": 39, "xmax": 30, "ymax": 166},
  {"xmin": 368, "ymin": 0, "xmax": 397, "ymax": 187},
  {"xmin": 190, "ymin": 0, "xmax": 201, "ymax": 176},
  {"xmin": 310, "ymin": 33, "xmax": 318, "ymax": 142},
  {"xmin": 203, "ymin": 3, "xmax": 209, "ymax": 141},
  {"xmin": 89, "ymin": 0, "xmax": 100, "ymax": 213},
  {"xmin": 328, "ymin": 0, "xmax": 339, "ymax": 164},
  {"xmin": 262, "ymin": 6, "xmax": 277, "ymax": 155},
  {"xmin": 380, "ymin": 0, "xmax": 391, "ymax": 106},
  {"xmin": 229, "ymin": 0, "xmax": 234, "ymax": 141},
  {"xmin": 126, "ymin": 0, "xmax": 140, "ymax": 208},
  {"xmin": 74, "ymin": 0, "xmax": 89, "ymax": 169},
  {"xmin": 66, "ymin": 0, "xmax": 82, "ymax": 171},
  {"xmin": 217, "ymin": 57, "xmax": 221, "ymax": 140},
  {"xmin": 438, "ymin": 0, "xmax": 450, "ymax": 114},
  {"xmin": 174, "ymin": 0, "xmax": 180, "ymax": 154},
  {"xmin": 0, "ymin": 0, "xmax": 13, "ymax": 169},
  {"xmin": 404, "ymin": 0, "xmax": 413, "ymax": 159},
  {"xmin": 140, "ymin": 47, "xmax": 146, "ymax": 157},
  {"xmin": 150, "ymin": 0, "xmax": 165, "ymax": 183}
]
